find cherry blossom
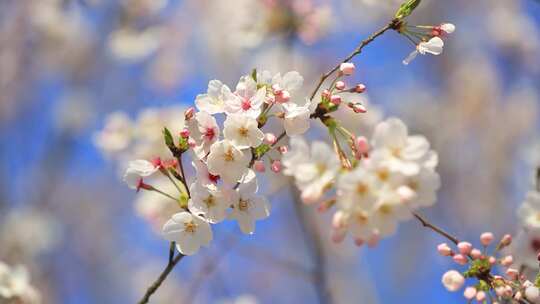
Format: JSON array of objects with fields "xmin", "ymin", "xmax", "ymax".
[
  {"xmin": 123, "ymin": 159, "xmax": 160, "ymax": 189},
  {"xmin": 206, "ymin": 140, "xmax": 250, "ymax": 184},
  {"xmin": 223, "ymin": 114, "xmax": 265, "ymax": 149},
  {"xmin": 224, "ymin": 76, "xmax": 266, "ymax": 119},
  {"xmin": 162, "ymin": 212, "xmax": 212, "ymax": 256},
  {"xmin": 195, "ymin": 80, "xmax": 231, "ymax": 114},
  {"xmin": 188, "ymin": 182, "xmax": 229, "ymax": 224},
  {"xmin": 227, "ymin": 176, "xmax": 270, "ymax": 234}
]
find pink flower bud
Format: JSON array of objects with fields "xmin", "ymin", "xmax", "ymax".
[
  {"xmin": 506, "ymin": 268, "xmax": 518, "ymax": 280},
  {"xmin": 335, "ymin": 81, "xmax": 346, "ymax": 90},
  {"xmin": 264, "ymin": 133, "xmax": 277, "ymax": 145},
  {"xmin": 254, "ymin": 160, "xmax": 265, "ymax": 172},
  {"xmin": 184, "ymin": 107, "xmax": 195, "ymax": 120},
  {"xmin": 271, "ymin": 160, "xmax": 282, "ymax": 173},
  {"xmin": 354, "ymin": 83, "xmax": 366, "ymax": 93},
  {"xmin": 440, "ymin": 23, "xmax": 456, "ymax": 34},
  {"xmin": 339, "ymin": 62, "xmax": 355, "ymax": 76},
  {"xmin": 332, "ymin": 211, "xmax": 347, "ymax": 229},
  {"xmin": 356, "ymin": 136, "xmax": 370, "ymax": 155},
  {"xmin": 349, "ymin": 102, "xmax": 367, "ymax": 113},
  {"xmin": 457, "ymin": 242, "xmax": 472, "ymax": 255},
  {"xmin": 354, "ymin": 238, "xmax": 365, "ymax": 247},
  {"xmin": 180, "ymin": 128, "xmax": 190, "ymax": 138},
  {"xmin": 476, "ymin": 291, "xmax": 486, "ymax": 302},
  {"xmin": 480, "ymin": 232, "xmax": 494, "ymax": 246},
  {"xmin": 500, "ymin": 234, "xmax": 512, "ymax": 247},
  {"xmin": 271, "ymin": 84, "xmax": 283, "ymax": 95},
  {"xmin": 501, "ymin": 255, "xmax": 513, "ymax": 267},
  {"xmin": 278, "ymin": 145, "xmax": 288, "ymax": 154},
  {"xmin": 489, "ymin": 256, "xmax": 496, "ymax": 265},
  {"xmin": 322, "ymin": 89, "xmax": 331, "ymax": 99},
  {"xmin": 276, "ymin": 90, "xmax": 290, "ymax": 103},
  {"xmin": 330, "ymin": 95, "xmax": 342, "ymax": 105},
  {"xmin": 367, "ymin": 232, "xmax": 380, "ymax": 248},
  {"xmin": 151, "ymin": 157, "xmax": 162, "ymax": 168},
  {"xmin": 331, "ymin": 229, "xmax": 346, "ymax": 243},
  {"xmin": 188, "ymin": 138, "xmax": 197, "ymax": 148},
  {"xmin": 453, "ymin": 254, "xmax": 468, "ymax": 265},
  {"xmin": 471, "ymin": 249, "xmax": 482, "ymax": 260},
  {"xmin": 463, "ymin": 287, "xmax": 477, "ymax": 300},
  {"xmin": 437, "ymin": 243, "xmax": 452, "ymax": 256}
]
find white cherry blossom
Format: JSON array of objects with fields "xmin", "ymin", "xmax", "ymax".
[
  {"xmin": 282, "ymin": 101, "xmax": 311, "ymax": 136},
  {"xmin": 192, "ymin": 158, "xmax": 220, "ymax": 186},
  {"xmin": 370, "ymin": 191, "xmax": 412, "ymax": 237},
  {"xmin": 188, "ymin": 182, "xmax": 229, "ymax": 224},
  {"xmin": 0, "ymin": 262, "xmax": 40, "ymax": 304},
  {"xmin": 518, "ymin": 190, "xmax": 540, "ymax": 230},
  {"xmin": 403, "ymin": 37, "xmax": 444, "ymax": 65},
  {"xmin": 223, "ymin": 114, "xmax": 264, "ymax": 149},
  {"xmin": 283, "ymin": 139, "xmax": 340, "ymax": 203},
  {"xmin": 162, "ymin": 212, "xmax": 212, "ymax": 256},
  {"xmin": 371, "ymin": 118, "xmax": 434, "ymax": 176},
  {"xmin": 228, "ymin": 177, "xmax": 270, "ymax": 234},
  {"xmin": 123, "ymin": 159, "xmax": 159, "ymax": 189},
  {"xmin": 207, "ymin": 140, "xmax": 250, "ymax": 184},
  {"xmin": 195, "ymin": 80, "xmax": 231, "ymax": 114},
  {"xmin": 187, "ymin": 111, "xmax": 220, "ymax": 158},
  {"xmin": 224, "ymin": 76, "xmax": 266, "ymax": 119},
  {"xmin": 93, "ymin": 111, "xmax": 133, "ymax": 156}
]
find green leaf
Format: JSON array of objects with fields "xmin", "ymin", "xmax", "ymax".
[
  {"xmin": 394, "ymin": 0, "xmax": 421, "ymax": 19},
  {"xmin": 254, "ymin": 144, "xmax": 271, "ymax": 159},
  {"xmin": 251, "ymin": 68, "xmax": 257, "ymax": 82},
  {"xmin": 163, "ymin": 127, "xmax": 174, "ymax": 148}
]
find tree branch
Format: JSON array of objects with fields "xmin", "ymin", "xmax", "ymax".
[
  {"xmin": 137, "ymin": 245, "xmax": 186, "ymax": 304},
  {"xmin": 309, "ymin": 18, "xmax": 401, "ymax": 101},
  {"xmin": 412, "ymin": 211, "xmax": 460, "ymax": 245}
]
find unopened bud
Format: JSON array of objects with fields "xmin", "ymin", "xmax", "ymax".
[
  {"xmin": 264, "ymin": 133, "xmax": 277, "ymax": 145},
  {"xmin": 437, "ymin": 243, "xmax": 452, "ymax": 256},
  {"xmin": 354, "ymin": 83, "xmax": 366, "ymax": 93},
  {"xmin": 180, "ymin": 128, "xmax": 190, "ymax": 138},
  {"xmin": 339, "ymin": 62, "xmax": 355, "ymax": 76},
  {"xmin": 184, "ymin": 107, "xmax": 195, "ymax": 120},
  {"xmin": 330, "ymin": 95, "xmax": 342, "ymax": 105},
  {"xmin": 254, "ymin": 160, "xmax": 265, "ymax": 172},
  {"xmin": 480, "ymin": 232, "xmax": 494, "ymax": 246},
  {"xmin": 335, "ymin": 81, "xmax": 346, "ymax": 91},
  {"xmin": 278, "ymin": 145, "xmax": 288, "ymax": 154},
  {"xmin": 271, "ymin": 160, "xmax": 282, "ymax": 173}
]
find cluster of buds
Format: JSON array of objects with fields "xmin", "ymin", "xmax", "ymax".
[
  {"xmin": 317, "ymin": 62, "xmax": 368, "ymax": 115},
  {"xmin": 439, "ymin": 233, "xmax": 540, "ymax": 303}
]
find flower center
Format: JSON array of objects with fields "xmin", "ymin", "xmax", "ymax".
[
  {"xmin": 408, "ymin": 181, "xmax": 419, "ymax": 191},
  {"xmin": 377, "ymin": 169, "xmax": 389, "ymax": 182},
  {"xmin": 184, "ymin": 221, "xmax": 197, "ymax": 233},
  {"xmin": 238, "ymin": 126, "xmax": 249, "ymax": 137},
  {"xmin": 355, "ymin": 211, "xmax": 369, "ymax": 223},
  {"xmin": 203, "ymin": 195, "xmax": 216, "ymax": 208},
  {"xmin": 204, "ymin": 127, "xmax": 216, "ymax": 140},
  {"xmin": 379, "ymin": 204, "xmax": 393, "ymax": 215},
  {"xmin": 391, "ymin": 147, "xmax": 402, "ymax": 158},
  {"xmin": 238, "ymin": 198, "xmax": 249, "ymax": 211},
  {"xmin": 356, "ymin": 183, "xmax": 369, "ymax": 195},
  {"xmin": 241, "ymin": 98, "xmax": 252, "ymax": 111},
  {"xmin": 223, "ymin": 148, "xmax": 235, "ymax": 162}
]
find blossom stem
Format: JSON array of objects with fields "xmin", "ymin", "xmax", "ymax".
[
  {"xmin": 149, "ymin": 186, "xmax": 179, "ymax": 202},
  {"xmin": 177, "ymin": 153, "xmax": 191, "ymax": 198},
  {"xmin": 412, "ymin": 211, "xmax": 460, "ymax": 245},
  {"xmin": 137, "ymin": 248, "xmax": 186, "ymax": 304},
  {"xmin": 309, "ymin": 18, "xmax": 401, "ymax": 101}
]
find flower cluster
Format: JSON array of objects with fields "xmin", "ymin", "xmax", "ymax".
[
  {"xmin": 123, "ymin": 70, "xmax": 317, "ymax": 255},
  {"xmin": 439, "ymin": 233, "xmax": 540, "ymax": 303},
  {"xmin": 0, "ymin": 261, "xmax": 40, "ymax": 304},
  {"xmin": 284, "ymin": 117, "xmax": 440, "ymax": 245},
  {"xmin": 398, "ymin": 22, "xmax": 456, "ymax": 65}
]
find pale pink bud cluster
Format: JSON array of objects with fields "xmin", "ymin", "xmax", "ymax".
[{"xmin": 339, "ymin": 62, "xmax": 355, "ymax": 76}]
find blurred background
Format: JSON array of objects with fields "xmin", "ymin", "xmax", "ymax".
[{"xmin": 0, "ymin": 0, "xmax": 539, "ymax": 303}]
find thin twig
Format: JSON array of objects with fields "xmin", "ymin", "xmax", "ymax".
[
  {"xmin": 137, "ymin": 250, "xmax": 186, "ymax": 304},
  {"xmin": 309, "ymin": 18, "xmax": 400, "ymax": 101},
  {"xmin": 412, "ymin": 211, "xmax": 460, "ymax": 245},
  {"xmin": 177, "ymin": 154, "xmax": 190, "ymax": 197}
]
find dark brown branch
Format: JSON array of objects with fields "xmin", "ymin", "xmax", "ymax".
[
  {"xmin": 412, "ymin": 212, "xmax": 460, "ymax": 245},
  {"xmin": 137, "ymin": 246, "xmax": 186, "ymax": 304},
  {"xmin": 309, "ymin": 18, "xmax": 401, "ymax": 101}
]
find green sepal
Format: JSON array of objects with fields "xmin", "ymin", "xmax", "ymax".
[
  {"xmin": 254, "ymin": 144, "xmax": 271, "ymax": 159},
  {"xmin": 394, "ymin": 0, "xmax": 421, "ymax": 19}
]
